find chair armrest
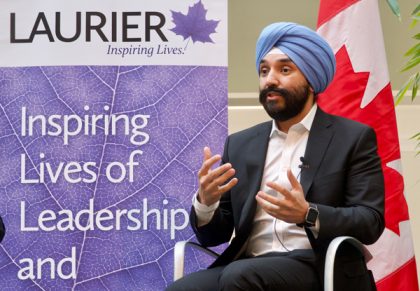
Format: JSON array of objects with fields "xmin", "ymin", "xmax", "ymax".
[
  {"xmin": 324, "ymin": 236, "xmax": 373, "ymax": 291},
  {"xmin": 174, "ymin": 241, "xmax": 220, "ymax": 281}
]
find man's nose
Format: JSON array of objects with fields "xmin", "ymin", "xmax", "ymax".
[{"xmin": 265, "ymin": 71, "xmax": 279, "ymax": 87}]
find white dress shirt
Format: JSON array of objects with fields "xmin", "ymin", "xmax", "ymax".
[{"xmin": 193, "ymin": 104, "xmax": 319, "ymax": 256}]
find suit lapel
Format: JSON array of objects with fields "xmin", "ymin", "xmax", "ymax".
[
  {"xmin": 238, "ymin": 122, "xmax": 271, "ymax": 231},
  {"xmin": 300, "ymin": 108, "xmax": 334, "ymax": 196}
]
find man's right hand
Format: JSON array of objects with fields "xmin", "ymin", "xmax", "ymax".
[{"xmin": 197, "ymin": 147, "xmax": 238, "ymax": 206}]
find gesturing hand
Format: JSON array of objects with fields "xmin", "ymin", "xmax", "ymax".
[
  {"xmin": 198, "ymin": 147, "xmax": 238, "ymax": 206},
  {"xmin": 256, "ymin": 169, "xmax": 309, "ymax": 224}
]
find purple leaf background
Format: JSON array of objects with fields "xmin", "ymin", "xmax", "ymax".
[
  {"xmin": 0, "ymin": 65, "xmax": 227, "ymax": 290},
  {"xmin": 170, "ymin": 0, "xmax": 219, "ymax": 43}
]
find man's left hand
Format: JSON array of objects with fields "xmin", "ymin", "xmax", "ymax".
[{"xmin": 256, "ymin": 169, "xmax": 309, "ymax": 224}]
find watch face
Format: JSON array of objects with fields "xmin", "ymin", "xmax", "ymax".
[{"xmin": 306, "ymin": 206, "xmax": 318, "ymax": 225}]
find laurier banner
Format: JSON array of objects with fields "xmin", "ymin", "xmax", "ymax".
[{"xmin": 0, "ymin": 0, "xmax": 227, "ymax": 289}]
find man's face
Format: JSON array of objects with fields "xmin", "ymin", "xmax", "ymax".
[{"xmin": 259, "ymin": 53, "xmax": 312, "ymax": 121}]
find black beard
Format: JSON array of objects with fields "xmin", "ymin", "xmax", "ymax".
[{"xmin": 259, "ymin": 85, "xmax": 310, "ymax": 121}]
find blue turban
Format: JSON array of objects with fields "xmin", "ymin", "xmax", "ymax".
[{"xmin": 256, "ymin": 22, "xmax": 336, "ymax": 94}]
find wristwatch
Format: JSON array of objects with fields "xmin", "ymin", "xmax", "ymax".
[{"xmin": 297, "ymin": 203, "xmax": 319, "ymax": 228}]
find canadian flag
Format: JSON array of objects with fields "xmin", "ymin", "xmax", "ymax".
[{"xmin": 317, "ymin": 0, "xmax": 419, "ymax": 290}]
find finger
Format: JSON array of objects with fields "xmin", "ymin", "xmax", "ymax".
[
  {"xmin": 216, "ymin": 177, "xmax": 238, "ymax": 194},
  {"xmin": 201, "ymin": 165, "xmax": 233, "ymax": 189},
  {"xmin": 203, "ymin": 146, "xmax": 212, "ymax": 161},
  {"xmin": 266, "ymin": 181, "xmax": 293, "ymax": 199},
  {"xmin": 207, "ymin": 163, "xmax": 233, "ymax": 181},
  {"xmin": 200, "ymin": 164, "xmax": 234, "ymax": 190},
  {"xmin": 287, "ymin": 169, "xmax": 303, "ymax": 191},
  {"xmin": 255, "ymin": 194, "xmax": 280, "ymax": 212},
  {"xmin": 208, "ymin": 168, "xmax": 235, "ymax": 187},
  {"xmin": 256, "ymin": 191, "xmax": 282, "ymax": 205},
  {"xmin": 198, "ymin": 154, "xmax": 221, "ymax": 177}
]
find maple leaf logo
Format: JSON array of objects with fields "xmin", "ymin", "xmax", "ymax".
[{"xmin": 170, "ymin": 0, "xmax": 219, "ymax": 44}]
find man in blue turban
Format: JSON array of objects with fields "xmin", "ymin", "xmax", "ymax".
[
  {"xmin": 256, "ymin": 22, "xmax": 336, "ymax": 95},
  {"xmin": 168, "ymin": 22, "xmax": 383, "ymax": 291}
]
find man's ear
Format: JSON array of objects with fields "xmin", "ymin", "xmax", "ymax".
[{"xmin": 308, "ymin": 86, "xmax": 317, "ymax": 102}]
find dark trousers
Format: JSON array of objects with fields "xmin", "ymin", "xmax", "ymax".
[{"xmin": 166, "ymin": 251, "xmax": 321, "ymax": 291}]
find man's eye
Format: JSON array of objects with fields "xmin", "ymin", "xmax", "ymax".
[
  {"xmin": 260, "ymin": 68, "xmax": 268, "ymax": 75},
  {"xmin": 281, "ymin": 67, "xmax": 291, "ymax": 73}
]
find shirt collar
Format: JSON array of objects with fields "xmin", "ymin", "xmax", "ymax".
[{"xmin": 269, "ymin": 104, "xmax": 318, "ymax": 137}]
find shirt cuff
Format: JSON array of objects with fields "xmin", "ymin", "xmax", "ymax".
[
  {"xmin": 308, "ymin": 217, "xmax": 320, "ymax": 238},
  {"xmin": 192, "ymin": 193, "xmax": 219, "ymax": 227}
]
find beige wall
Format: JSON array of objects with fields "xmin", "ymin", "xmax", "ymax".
[
  {"xmin": 228, "ymin": 0, "xmax": 420, "ymax": 283},
  {"xmin": 397, "ymin": 103, "xmax": 420, "ymax": 284},
  {"xmin": 228, "ymin": 0, "xmax": 418, "ymax": 91}
]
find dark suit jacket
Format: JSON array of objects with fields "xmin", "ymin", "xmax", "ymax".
[
  {"xmin": 191, "ymin": 107, "xmax": 384, "ymax": 289},
  {"xmin": 0, "ymin": 216, "xmax": 4, "ymax": 243}
]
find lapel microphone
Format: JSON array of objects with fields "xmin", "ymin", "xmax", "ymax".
[{"xmin": 299, "ymin": 156, "xmax": 310, "ymax": 169}]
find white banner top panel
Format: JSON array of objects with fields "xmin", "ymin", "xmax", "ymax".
[{"xmin": 0, "ymin": 0, "xmax": 227, "ymax": 67}]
